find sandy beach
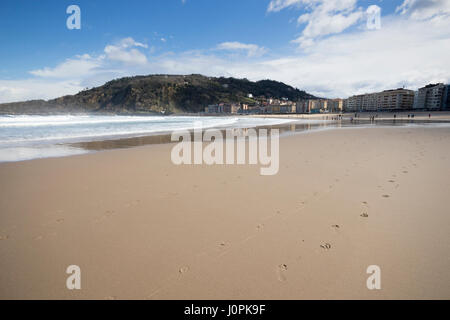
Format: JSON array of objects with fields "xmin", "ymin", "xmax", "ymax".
[{"xmin": 1, "ymin": 125, "xmax": 450, "ymax": 299}]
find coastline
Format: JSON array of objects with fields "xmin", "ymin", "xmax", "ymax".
[
  {"xmin": 1, "ymin": 124, "xmax": 450, "ymax": 299},
  {"xmin": 2, "ymin": 112, "xmax": 450, "ymax": 163}
]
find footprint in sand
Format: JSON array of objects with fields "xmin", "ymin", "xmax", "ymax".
[
  {"xmin": 382, "ymin": 194, "xmax": 390, "ymax": 198},
  {"xmin": 360, "ymin": 201, "xmax": 369, "ymax": 218},
  {"xmin": 125, "ymin": 199, "xmax": 142, "ymax": 207},
  {"xmin": 93, "ymin": 210, "xmax": 116, "ymax": 224},
  {"xmin": 179, "ymin": 266, "xmax": 189, "ymax": 274},
  {"xmin": 105, "ymin": 210, "xmax": 115, "ymax": 217},
  {"xmin": 256, "ymin": 224, "xmax": 264, "ymax": 231},
  {"xmin": 320, "ymin": 243, "xmax": 332, "ymax": 250},
  {"xmin": 388, "ymin": 180, "xmax": 395, "ymax": 183},
  {"xmin": 43, "ymin": 218, "xmax": 64, "ymax": 227},
  {"xmin": 277, "ymin": 264, "xmax": 288, "ymax": 282},
  {"xmin": 331, "ymin": 224, "xmax": 340, "ymax": 229},
  {"xmin": 219, "ymin": 242, "xmax": 226, "ymax": 248},
  {"xmin": 0, "ymin": 235, "xmax": 9, "ymax": 240},
  {"xmin": 403, "ymin": 171, "xmax": 409, "ymax": 174}
]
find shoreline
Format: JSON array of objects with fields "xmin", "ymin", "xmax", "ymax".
[{"xmin": 2, "ymin": 112, "xmax": 450, "ymax": 163}]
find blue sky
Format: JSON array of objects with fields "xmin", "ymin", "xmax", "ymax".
[{"xmin": 0, "ymin": 0, "xmax": 449, "ymax": 102}]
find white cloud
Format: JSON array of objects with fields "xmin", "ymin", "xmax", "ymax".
[
  {"xmin": 30, "ymin": 54, "xmax": 101, "ymax": 78},
  {"xmin": 267, "ymin": 0, "xmax": 303, "ymax": 12},
  {"xmin": 104, "ymin": 37, "xmax": 148, "ymax": 65},
  {"xmin": 29, "ymin": 37, "xmax": 149, "ymax": 80},
  {"xmin": 216, "ymin": 42, "xmax": 267, "ymax": 57},
  {"xmin": 396, "ymin": 0, "xmax": 450, "ymax": 20},
  {"xmin": 268, "ymin": 0, "xmax": 364, "ymax": 47},
  {"xmin": 0, "ymin": 79, "xmax": 84, "ymax": 103}
]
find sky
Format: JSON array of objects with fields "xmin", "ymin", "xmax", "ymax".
[{"xmin": 0, "ymin": 0, "xmax": 449, "ymax": 103}]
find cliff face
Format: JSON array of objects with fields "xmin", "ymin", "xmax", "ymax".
[{"xmin": 0, "ymin": 74, "xmax": 316, "ymax": 114}]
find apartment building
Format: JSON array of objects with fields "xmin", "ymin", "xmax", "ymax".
[
  {"xmin": 205, "ymin": 104, "xmax": 222, "ymax": 113},
  {"xmin": 222, "ymin": 103, "xmax": 240, "ymax": 114},
  {"xmin": 297, "ymin": 99, "xmax": 321, "ymax": 114},
  {"xmin": 378, "ymin": 89, "xmax": 414, "ymax": 111},
  {"xmin": 344, "ymin": 88, "xmax": 414, "ymax": 112},
  {"xmin": 205, "ymin": 103, "xmax": 240, "ymax": 114},
  {"xmin": 414, "ymin": 83, "xmax": 450, "ymax": 110},
  {"xmin": 345, "ymin": 94, "xmax": 364, "ymax": 112},
  {"xmin": 327, "ymin": 99, "xmax": 344, "ymax": 112}
]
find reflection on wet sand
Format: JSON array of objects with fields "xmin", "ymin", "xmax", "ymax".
[
  {"xmin": 67, "ymin": 121, "xmax": 335, "ymax": 151},
  {"xmin": 68, "ymin": 118, "xmax": 450, "ymax": 152}
]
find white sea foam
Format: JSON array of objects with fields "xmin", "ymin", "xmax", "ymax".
[
  {"xmin": 0, "ymin": 115, "xmax": 295, "ymax": 161},
  {"xmin": 0, "ymin": 146, "xmax": 88, "ymax": 162}
]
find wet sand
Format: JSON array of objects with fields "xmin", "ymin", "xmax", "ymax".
[
  {"xmin": 1, "ymin": 125, "xmax": 450, "ymax": 299},
  {"xmin": 252, "ymin": 111, "xmax": 450, "ymax": 121}
]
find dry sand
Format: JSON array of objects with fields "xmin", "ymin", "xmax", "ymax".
[{"xmin": 1, "ymin": 125, "xmax": 450, "ymax": 299}]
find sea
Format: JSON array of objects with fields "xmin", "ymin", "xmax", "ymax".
[{"xmin": 0, "ymin": 114, "xmax": 299, "ymax": 162}]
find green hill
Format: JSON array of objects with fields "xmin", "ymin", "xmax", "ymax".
[{"xmin": 0, "ymin": 74, "xmax": 316, "ymax": 114}]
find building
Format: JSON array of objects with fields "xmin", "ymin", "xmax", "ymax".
[
  {"xmin": 205, "ymin": 104, "xmax": 222, "ymax": 113},
  {"xmin": 377, "ymin": 89, "xmax": 414, "ymax": 111},
  {"xmin": 344, "ymin": 88, "xmax": 414, "ymax": 112},
  {"xmin": 344, "ymin": 94, "xmax": 364, "ymax": 112},
  {"xmin": 327, "ymin": 99, "xmax": 344, "ymax": 112},
  {"xmin": 318, "ymin": 99, "xmax": 328, "ymax": 112},
  {"xmin": 222, "ymin": 103, "xmax": 240, "ymax": 114},
  {"xmin": 414, "ymin": 83, "xmax": 450, "ymax": 110},
  {"xmin": 205, "ymin": 103, "xmax": 240, "ymax": 114},
  {"xmin": 297, "ymin": 99, "xmax": 321, "ymax": 113},
  {"xmin": 446, "ymin": 85, "xmax": 450, "ymax": 110},
  {"xmin": 279, "ymin": 104, "xmax": 296, "ymax": 114},
  {"xmin": 361, "ymin": 93, "xmax": 379, "ymax": 111}
]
